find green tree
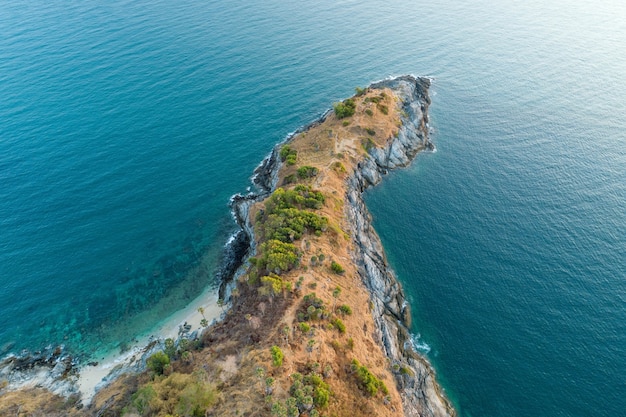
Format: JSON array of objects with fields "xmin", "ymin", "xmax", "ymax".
[
  {"xmin": 297, "ymin": 165, "xmax": 319, "ymax": 179},
  {"xmin": 270, "ymin": 345, "xmax": 284, "ymax": 367},
  {"xmin": 334, "ymin": 98, "xmax": 356, "ymax": 118},
  {"xmin": 147, "ymin": 351, "xmax": 170, "ymax": 375}
]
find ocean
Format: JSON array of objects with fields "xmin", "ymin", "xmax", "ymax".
[{"xmin": 1, "ymin": 0, "xmax": 625, "ymax": 415}]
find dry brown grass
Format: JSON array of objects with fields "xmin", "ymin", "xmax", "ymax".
[
  {"xmin": 0, "ymin": 388, "xmax": 82, "ymax": 417},
  {"xmin": 189, "ymin": 87, "xmax": 406, "ymax": 417}
]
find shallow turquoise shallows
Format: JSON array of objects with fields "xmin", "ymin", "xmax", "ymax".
[{"xmin": 1, "ymin": 0, "xmax": 625, "ymax": 415}]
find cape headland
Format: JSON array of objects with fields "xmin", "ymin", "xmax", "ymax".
[{"xmin": 0, "ymin": 75, "xmax": 455, "ymax": 417}]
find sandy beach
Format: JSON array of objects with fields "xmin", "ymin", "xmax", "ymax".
[{"xmin": 76, "ymin": 286, "xmax": 224, "ymax": 403}]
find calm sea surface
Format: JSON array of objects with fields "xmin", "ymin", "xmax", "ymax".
[{"xmin": 1, "ymin": 0, "xmax": 625, "ymax": 415}]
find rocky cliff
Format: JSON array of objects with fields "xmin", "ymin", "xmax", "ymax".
[
  {"xmin": 345, "ymin": 76, "xmax": 454, "ymax": 417},
  {"xmin": 228, "ymin": 75, "xmax": 455, "ymax": 416}
]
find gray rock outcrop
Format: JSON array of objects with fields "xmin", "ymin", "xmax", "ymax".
[
  {"xmin": 230, "ymin": 75, "xmax": 456, "ymax": 417},
  {"xmin": 345, "ymin": 75, "xmax": 455, "ymax": 417}
]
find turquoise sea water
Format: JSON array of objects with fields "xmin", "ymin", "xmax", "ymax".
[{"xmin": 1, "ymin": 0, "xmax": 625, "ymax": 415}]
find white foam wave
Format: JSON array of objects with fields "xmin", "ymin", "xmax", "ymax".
[{"xmin": 410, "ymin": 332, "xmax": 432, "ymax": 354}]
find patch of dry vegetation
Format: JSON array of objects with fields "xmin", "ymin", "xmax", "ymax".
[{"xmin": 0, "ymin": 388, "xmax": 81, "ymax": 417}]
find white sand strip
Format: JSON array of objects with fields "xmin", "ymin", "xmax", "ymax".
[{"xmin": 76, "ymin": 287, "xmax": 224, "ymax": 403}]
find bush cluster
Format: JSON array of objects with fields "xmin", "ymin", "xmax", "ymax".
[
  {"xmin": 330, "ymin": 261, "xmax": 345, "ymax": 274},
  {"xmin": 361, "ymin": 137, "xmax": 376, "ymax": 153},
  {"xmin": 257, "ymin": 240, "xmax": 299, "ymax": 274},
  {"xmin": 351, "ymin": 359, "xmax": 389, "ymax": 397},
  {"xmin": 355, "ymin": 86, "xmax": 368, "ymax": 96},
  {"xmin": 291, "ymin": 371, "xmax": 331, "ymax": 409},
  {"xmin": 297, "ymin": 165, "xmax": 319, "ymax": 179},
  {"xmin": 147, "ymin": 351, "xmax": 170, "ymax": 375},
  {"xmin": 330, "ymin": 317, "xmax": 346, "ymax": 334},
  {"xmin": 297, "ymin": 293, "xmax": 328, "ymax": 322},
  {"xmin": 261, "ymin": 273, "xmax": 292, "ymax": 296},
  {"xmin": 258, "ymin": 188, "xmax": 327, "ymax": 241},
  {"xmin": 332, "ymin": 161, "xmax": 347, "ymax": 174},
  {"xmin": 337, "ymin": 304, "xmax": 352, "ymax": 315},
  {"xmin": 280, "ymin": 145, "xmax": 298, "ymax": 165},
  {"xmin": 333, "ymin": 98, "xmax": 356, "ymax": 119},
  {"xmin": 126, "ymin": 372, "xmax": 217, "ymax": 417},
  {"xmin": 364, "ymin": 92, "xmax": 386, "ymax": 104},
  {"xmin": 270, "ymin": 370, "xmax": 330, "ymax": 416},
  {"xmin": 264, "ymin": 186, "xmax": 325, "ymax": 213},
  {"xmin": 270, "ymin": 345, "xmax": 284, "ymax": 367}
]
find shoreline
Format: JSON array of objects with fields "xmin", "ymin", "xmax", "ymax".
[
  {"xmin": 226, "ymin": 75, "xmax": 455, "ymax": 416},
  {"xmin": 1, "ymin": 222, "xmax": 249, "ymax": 404},
  {"xmin": 0, "ymin": 282, "xmax": 225, "ymax": 404},
  {"xmin": 345, "ymin": 76, "xmax": 455, "ymax": 416},
  {"xmin": 75, "ymin": 286, "xmax": 224, "ymax": 403},
  {"xmin": 2, "ymin": 75, "xmax": 456, "ymax": 417}
]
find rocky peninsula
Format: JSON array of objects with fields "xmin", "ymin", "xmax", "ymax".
[{"xmin": 0, "ymin": 75, "xmax": 455, "ymax": 417}]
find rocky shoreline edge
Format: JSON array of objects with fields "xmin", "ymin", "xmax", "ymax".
[{"xmin": 227, "ymin": 75, "xmax": 455, "ymax": 417}]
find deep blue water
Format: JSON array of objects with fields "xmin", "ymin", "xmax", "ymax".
[{"xmin": 1, "ymin": 0, "xmax": 625, "ymax": 415}]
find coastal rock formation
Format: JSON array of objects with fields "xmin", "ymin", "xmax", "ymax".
[
  {"xmin": 345, "ymin": 76, "xmax": 454, "ymax": 417},
  {"xmin": 0, "ymin": 345, "xmax": 78, "ymax": 398},
  {"xmin": 227, "ymin": 75, "xmax": 455, "ymax": 417}
]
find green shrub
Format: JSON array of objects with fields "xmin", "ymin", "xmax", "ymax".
[
  {"xmin": 365, "ymin": 127, "xmax": 376, "ymax": 136},
  {"xmin": 338, "ymin": 304, "xmax": 352, "ymax": 315},
  {"xmin": 361, "ymin": 137, "xmax": 376, "ymax": 153},
  {"xmin": 271, "ymin": 401, "xmax": 287, "ymax": 417},
  {"xmin": 285, "ymin": 397, "xmax": 298, "ymax": 416},
  {"xmin": 261, "ymin": 273, "xmax": 290, "ymax": 296},
  {"xmin": 129, "ymin": 385, "xmax": 156, "ymax": 414},
  {"xmin": 283, "ymin": 174, "xmax": 296, "ymax": 185},
  {"xmin": 147, "ymin": 351, "xmax": 170, "ymax": 375},
  {"xmin": 347, "ymin": 337, "xmax": 354, "ymax": 351},
  {"xmin": 258, "ymin": 240, "xmax": 299, "ymax": 273},
  {"xmin": 351, "ymin": 359, "xmax": 388, "ymax": 397},
  {"xmin": 342, "ymin": 120, "xmax": 350, "ymax": 126},
  {"xmin": 377, "ymin": 104, "xmax": 389, "ymax": 115},
  {"xmin": 298, "ymin": 293, "xmax": 327, "ymax": 321},
  {"xmin": 297, "ymin": 165, "xmax": 319, "ymax": 179},
  {"xmin": 176, "ymin": 380, "xmax": 218, "ymax": 417},
  {"xmin": 314, "ymin": 385, "xmax": 330, "ymax": 408},
  {"xmin": 256, "ymin": 187, "xmax": 328, "ymax": 252},
  {"xmin": 400, "ymin": 366, "xmax": 415, "ymax": 376},
  {"xmin": 304, "ymin": 374, "xmax": 331, "ymax": 408},
  {"xmin": 333, "ymin": 98, "xmax": 356, "ymax": 119},
  {"xmin": 330, "ymin": 261, "xmax": 345, "ymax": 274},
  {"xmin": 280, "ymin": 145, "xmax": 297, "ymax": 162},
  {"xmin": 332, "ymin": 161, "xmax": 347, "ymax": 174},
  {"xmin": 271, "ymin": 345, "xmax": 284, "ymax": 367},
  {"xmin": 286, "ymin": 154, "xmax": 297, "ymax": 165},
  {"xmin": 330, "ymin": 318, "xmax": 346, "ymax": 334},
  {"xmin": 355, "ymin": 86, "xmax": 367, "ymax": 96},
  {"xmin": 164, "ymin": 337, "xmax": 176, "ymax": 359},
  {"xmin": 365, "ymin": 108, "xmax": 373, "ymax": 116},
  {"xmin": 299, "ymin": 322, "xmax": 311, "ymax": 333}
]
